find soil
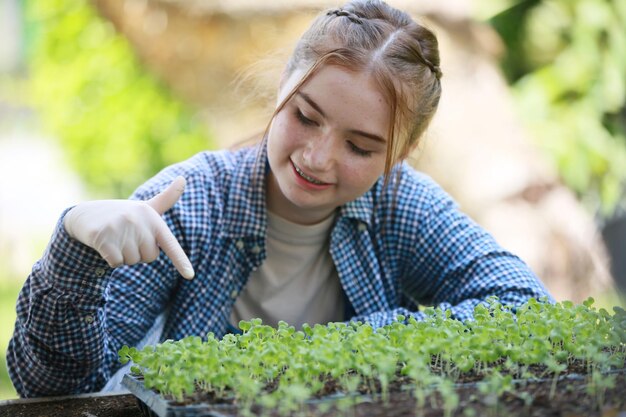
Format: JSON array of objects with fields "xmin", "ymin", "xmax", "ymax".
[
  {"xmin": 314, "ymin": 372, "xmax": 626, "ymax": 417},
  {"xmin": 0, "ymin": 393, "xmax": 142, "ymax": 417},
  {"xmin": 2, "ymin": 371, "xmax": 624, "ymax": 417},
  {"xmin": 141, "ymin": 370, "xmax": 626, "ymax": 417}
]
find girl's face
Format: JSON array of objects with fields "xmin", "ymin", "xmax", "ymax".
[{"xmin": 266, "ymin": 65, "xmax": 391, "ymax": 225}]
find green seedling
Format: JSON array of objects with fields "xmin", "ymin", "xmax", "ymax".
[{"xmin": 119, "ymin": 297, "xmax": 626, "ymax": 415}]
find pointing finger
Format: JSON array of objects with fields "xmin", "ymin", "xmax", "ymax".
[
  {"xmin": 154, "ymin": 219, "xmax": 195, "ymax": 280},
  {"xmin": 147, "ymin": 176, "xmax": 186, "ymax": 215}
]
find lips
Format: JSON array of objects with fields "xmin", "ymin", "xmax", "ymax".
[{"xmin": 291, "ymin": 160, "xmax": 330, "ymax": 186}]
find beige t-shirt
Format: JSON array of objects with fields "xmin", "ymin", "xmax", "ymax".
[{"xmin": 230, "ymin": 211, "xmax": 345, "ymax": 329}]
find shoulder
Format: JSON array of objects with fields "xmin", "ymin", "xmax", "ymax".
[
  {"xmin": 381, "ymin": 163, "xmax": 458, "ymax": 214},
  {"xmin": 131, "ymin": 146, "xmax": 255, "ymax": 200}
]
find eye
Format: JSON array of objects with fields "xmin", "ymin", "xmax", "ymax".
[
  {"xmin": 348, "ymin": 141, "xmax": 373, "ymax": 157},
  {"xmin": 295, "ymin": 109, "xmax": 318, "ymax": 127}
]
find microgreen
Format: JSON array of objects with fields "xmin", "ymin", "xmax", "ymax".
[{"xmin": 119, "ymin": 297, "xmax": 626, "ymax": 415}]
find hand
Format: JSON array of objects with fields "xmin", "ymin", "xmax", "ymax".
[{"xmin": 63, "ymin": 176, "xmax": 195, "ymax": 279}]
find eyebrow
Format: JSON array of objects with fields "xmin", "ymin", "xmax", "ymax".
[
  {"xmin": 297, "ymin": 92, "xmax": 387, "ymax": 144},
  {"xmin": 297, "ymin": 92, "xmax": 326, "ymax": 117}
]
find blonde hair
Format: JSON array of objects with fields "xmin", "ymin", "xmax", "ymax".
[{"xmin": 264, "ymin": 0, "xmax": 442, "ymax": 182}]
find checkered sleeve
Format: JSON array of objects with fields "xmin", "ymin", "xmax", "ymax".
[
  {"xmin": 7, "ymin": 209, "xmax": 115, "ymax": 397},
  {"xmin": 7, "ymin": 157, "xmax": 210, "ymax": 398},
  {"xmin": 351, "ymin": 171, "xmax": 553, "ymax": 328}
]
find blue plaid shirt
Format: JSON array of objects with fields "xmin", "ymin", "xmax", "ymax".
[{"xmin": 8, "ymin": 144, "xmax": 551, "ymax": 397}]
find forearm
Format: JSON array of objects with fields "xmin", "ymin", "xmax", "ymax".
[
  {"xmin": 400, "ymin": 186, "xmax": 553, "ymax": 324},
  {"xmin": 351, "ymin": 251, "xmax": 552, "ymax": 329},
  {"xmin": 429, "ymin": 250, "xmax": 554, "ymax": 311},
  {"xmin": 349, "ymin": 289, "xmax": 549, "ymax": 330},
  {"xmin": 7, "ymin": 213, "xmax": 114, "ymax": 397}
]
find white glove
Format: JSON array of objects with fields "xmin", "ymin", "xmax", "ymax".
[{"xmin": 63, "ymin": 176, "xmax": 195, "ymax": 279}]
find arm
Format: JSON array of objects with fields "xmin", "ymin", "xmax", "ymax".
[
  {"xmin": 7, "ymin": 178, "xmax": 192, "ymax": 397},
  {"xmin": 351, "ymin": 171, "xmax": 552, "ymax": 328},
  {"xmin": 8, "ymin": 215, "xmax": 119, "ymax": 396}
]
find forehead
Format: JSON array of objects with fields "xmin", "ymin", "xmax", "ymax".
[{"xmin": 280, "ymin": 65, "xmax": 391, "ymax": 136}]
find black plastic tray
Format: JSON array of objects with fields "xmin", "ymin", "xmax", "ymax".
[
  {"xmin": 123, "ymin": 368, "xmax": 625, "ymax": 417},
  {"xmin": 122, "ymin": 373, "xmax": 372, "ymax": 417},
  {"xmin": 121, "ymin": 374, "xmax": 234, "ymax": 417}
]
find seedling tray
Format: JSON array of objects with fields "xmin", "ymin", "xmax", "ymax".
[
  {"xmin": 122, "ymin": 374, "xmax": 234, "ymax": 417},
  {"xmin": 123, "ymin": 369, "xmax": 626, "ymax": 417},
  {"xmin": 122, "ymin": 373, "xmax": 373, "ymax": 417}
]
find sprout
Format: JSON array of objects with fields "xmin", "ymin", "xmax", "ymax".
[{"xmin": 120, "ymin": 299, "xmax": 625, "ymax": 415}]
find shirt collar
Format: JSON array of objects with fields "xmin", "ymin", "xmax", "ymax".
[
  {"xmin": 339, "ymin": 189, "xmax": 374, "ymax": 226},
  {"xmin": 220, "ymin": 143, "xmax": 268, "ymax": 239},
  {"xmin": 339, "ymin": 165, "xmax": 403, "ymax": 227},
  {"xmin": 220, "ymin": 143, "xmax": 385, "ymax": 237}
]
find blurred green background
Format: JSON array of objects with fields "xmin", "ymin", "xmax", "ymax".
[
  {"xmin": 0, "ymin": 0, "xmax": 213, "ymax": 399},
  {"xmin": 0, "ymin": 0, "xmax": 625, "ymax": 400}
]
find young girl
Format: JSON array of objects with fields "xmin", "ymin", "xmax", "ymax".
[{"xmin": 8, "ymin": 0, "xmax": 552, "ymax": 397}]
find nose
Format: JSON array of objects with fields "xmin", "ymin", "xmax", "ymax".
[{"xmin": 302, "ymin": 133, "xmax": 336, "ymax": 172}]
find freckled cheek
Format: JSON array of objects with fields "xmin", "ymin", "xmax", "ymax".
[
  {"xmin": 273, "ymin": 117, "xmax": 308, "ymax": 150},
  {"xmin": 341, "ymin": 162, "xmax": 375, "ymax": 187},
  {"xmin": 351, "ymin": 160, "xmax": 385, "ymax": 188}
]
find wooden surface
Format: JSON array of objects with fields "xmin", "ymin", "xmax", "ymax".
[{"xmin": 0, "ymin": 392, "xmax": 143, "ymax": 417}]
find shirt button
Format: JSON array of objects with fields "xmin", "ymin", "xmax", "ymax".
[
  {"xmin": 235, "ymin": 240, "xmax": 245, "ymax": 250},
  {"xmin": 251, "ymin": 245, "xmax": 261, "ymax": 254},
  {"xmin": 230, "ymin": 290, "xmax": 238, "ymax": 299},
  {"xmin": 95, "ymin": 267, "xmax": 106, "ymax": 277},
  {"xmin": 358, "ymin": 223, "xmax": 367, "ymax": 232},
  {"xmin": 84, "ymin": 315, "xmax": 95, "ymax": 324}
]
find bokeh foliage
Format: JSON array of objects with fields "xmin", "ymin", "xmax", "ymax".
[
  {"xmin": 0, "ymin": 280, "xmax": 19, "ymax": 400},
  {"xmin": 25, "ymin": 0, "xmax": 625, "ymax": 211},
  {"xmin": 488, "ymin": 0, "xmax": 626, "ymax": 217},
  {"xmin": 26, "ymin": 0, "xmax": 213, "ymax": 198}
]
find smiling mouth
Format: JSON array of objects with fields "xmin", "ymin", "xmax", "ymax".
[{"xmin": 292, "ymin": 162, "xmax": 328, "ymax": 185}]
